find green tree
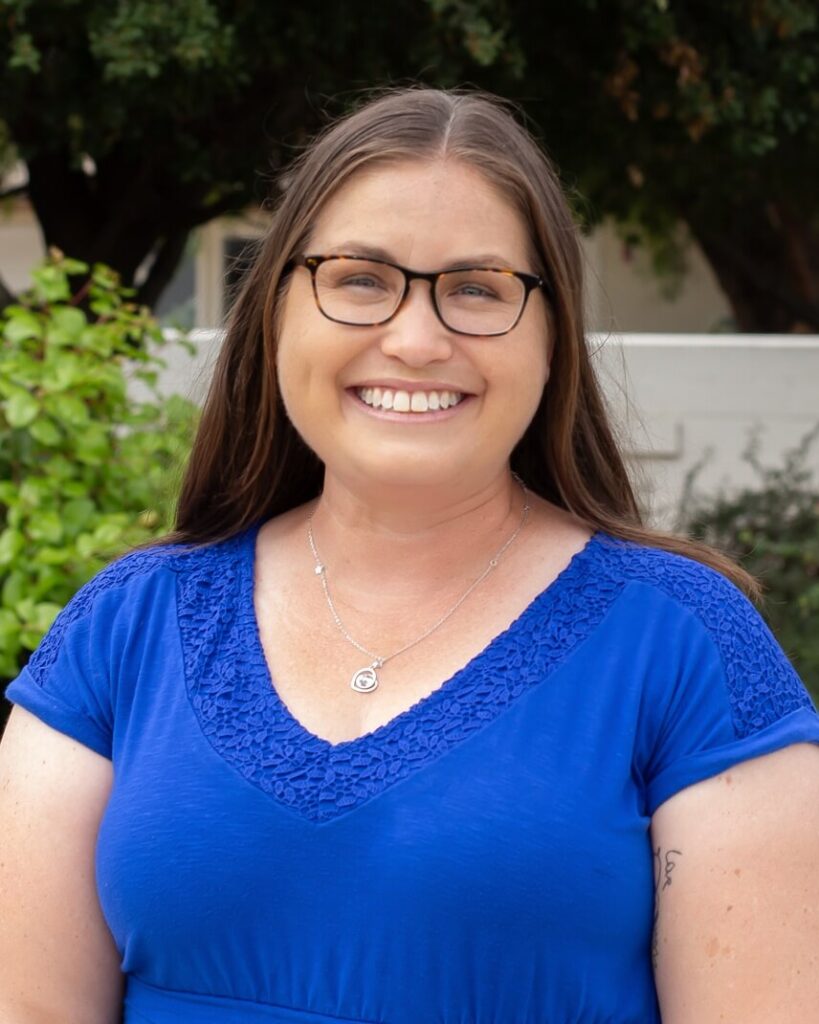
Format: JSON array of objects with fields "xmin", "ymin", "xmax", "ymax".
[
  {"xmin": 0, "ymin": 250, "xmax": 197, "ymax": 729},
  {"xmin": 0, "ymin": 0, "xmax": 449, "ymax": 307},
  {"xmin": 429, "ymin": 0, "xmax": 819, "ymax": 332},
  {"xmin": 2, "ymin": 1, "xmax": 818, "ymax": 330}
]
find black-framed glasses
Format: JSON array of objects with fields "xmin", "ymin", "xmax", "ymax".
[{"xmin": 288, "ymin": 254, "xmax": 552, "ymax": 337}]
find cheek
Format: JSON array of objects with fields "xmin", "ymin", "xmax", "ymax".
[
  {"xmin": 487, "ymin": 337, "xmax": 550, "ymax": 450},
  {"xmin": 523, "ymin": 318, "xmax": 552, "ymax": 398},
  {"xmin": 493, "ymin": 331, "xmax": 550, "ymax": 415},
  {"xmin": 275, "ymin": 323, "xmax": 355, "ymax": 465},
  {"xmin": 274, "ymin": 330, "xmax": 302, "ymax": 418},
  {"xmin": 275, "ymin": 304, "xmax": 335, "ymax": 412},
  {"xmin": 275, "ymin": 323, "xmax": 322, "ymax": 442},
  {"xmin": 275, "ymin": 277, "xmax": 331, "ymax": 388},
  {"xmin": 275, "ymin": 339, "xmax": 327, "ymax": 460}
]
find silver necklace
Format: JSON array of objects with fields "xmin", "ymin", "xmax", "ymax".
[{"xmin": 307, "ymin": 476, "xmax": 531, "ymax": 693}]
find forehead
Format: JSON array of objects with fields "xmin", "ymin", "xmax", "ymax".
[{"xmin": 307, "ymin": 158, "xmax": 532, "ymax": 267}]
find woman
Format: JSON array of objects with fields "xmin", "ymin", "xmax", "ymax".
[{"xmin": 2, "ymin": 87, "xmax": 818, "ymax": 1024}]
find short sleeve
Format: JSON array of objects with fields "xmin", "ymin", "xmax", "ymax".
[
  {"xmin": 3, "ymin": 547, "xmax": 180, "ymax": 759},
  {"xmin": 636, "ymin": 567, "xmax": 819, "ymax": 816}
]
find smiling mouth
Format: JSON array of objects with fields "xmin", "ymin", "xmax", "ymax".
[
  {"xmin": 353, "ymin": 386, "xmax": 466, "ymax": 413},
  {"xmin": 346, "ymin": 386, "xmax": 475, "ymax": 420}
]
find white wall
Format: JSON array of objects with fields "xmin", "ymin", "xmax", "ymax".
[
  {"xmin": 147, "ymin": 330, "xmax": 819, "ymax": 533},
  {"xmin": 592, "ymin": 335, "xmax": 819, "ymax": 529},
  {"xmin": 581, "ymin": 227, "xmax": 732, "ymax": 334}
]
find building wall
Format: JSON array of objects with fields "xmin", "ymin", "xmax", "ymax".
[
  {"xmin": 581, "ymin": 227, "xmax": 733, "ymax": 334},
  {"xmin": 592, "ymin": 335, "xmax": 819, "ymax": 529}
]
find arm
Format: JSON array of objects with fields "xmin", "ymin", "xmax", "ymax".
[
  {"xmin": 650, "ymin": 741, "xmax": 819, "ymax": 1023},
  {"xmin": 0, "ymin": 705, "xmax": 124, "ymax": 1024}
]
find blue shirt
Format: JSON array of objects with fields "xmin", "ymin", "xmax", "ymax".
[{"xmin": 6, "ymin": 525, "xmax": 819, "ymax": 1023}]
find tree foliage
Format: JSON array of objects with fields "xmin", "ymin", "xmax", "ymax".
[
  {"xmin": 0, "ymin": 0, "xmax": 448, "ymax": 305},
  {"xmin": 430, "ymin": 0, "xmax": 819, "ymax": 331},
  {"xmin": 1, "ymin": 1, "xmax": 818, "ymax": 329},
  {"xmin": 674, "ymin": 420, "xmax": 819, "ymax": 702},
  {"xmin": 0, "ymin": 250, "xmax": 197, "ymax": 701}
]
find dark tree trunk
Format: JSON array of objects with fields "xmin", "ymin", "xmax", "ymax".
[
  {"xmin": 685, "ymin": 200, "xmax": 819, "ymax": 333},
  {"xmin": 23, "ymin": 147, "xmax": 243, "ymax": 313}
]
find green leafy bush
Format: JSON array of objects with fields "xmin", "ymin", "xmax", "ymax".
[
  {"xmin": 0, "ymin": 251, "xmax": 198, "ymax": 696},
  {"xmin": 674, "ymin": 422, "xmax": 819, "ymax": 704}
]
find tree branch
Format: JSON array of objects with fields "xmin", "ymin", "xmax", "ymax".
[
  {"xmin": 0, "ymin": 184, "xmax": 28, "ymax": 202},
  {"xmin": 0, "ymin": 274, "xmax": 17, "ymax": 312},
  {"xmin": 136, "ymin": 228, "xmax": 191, "ymax": 309}
]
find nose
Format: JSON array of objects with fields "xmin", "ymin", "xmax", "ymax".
[{"xmin": 379, "ymin": 279, "xmax": 454, "ymax": 366}]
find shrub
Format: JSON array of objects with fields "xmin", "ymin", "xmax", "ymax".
[
  {"xmin": 0, "ymin": 251, "xmax": 198, "ymax": 713},
  {"xmin": 674, "ymin": 421, "xmax": 819, "ymax": 704}
]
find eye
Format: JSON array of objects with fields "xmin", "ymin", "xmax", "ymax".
[
  {"xmin": 338, "ymin": 273, "xmax": 389, "ymax": 291},
  {"xmin": 440, "ymin": 269, "xmax": 522, "ymax": 306},
  {"xmin": 454, "ymin": 282, "xmax": 498, "ymax": 299},
  {"xmin": 443, "ymin": 279, "xmax": 502, "ymax": 302}
]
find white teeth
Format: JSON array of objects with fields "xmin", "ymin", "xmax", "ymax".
[{"xmin": 354, "ymin": 387, "xmax": 465, "ymax": 413}]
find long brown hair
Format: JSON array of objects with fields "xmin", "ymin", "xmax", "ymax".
[{"xmin": 151, "ymin": 85, "xmax": 761, "ymax": 601}]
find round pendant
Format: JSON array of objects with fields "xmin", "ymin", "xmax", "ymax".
[{"xmin": 350, "ymin": 665, "xmax": 379, "ymax": 693}]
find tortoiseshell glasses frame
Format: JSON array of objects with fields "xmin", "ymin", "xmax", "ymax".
[{"xmin": 286, "ymin": 253, "xmax": 554, "ymax": 338}]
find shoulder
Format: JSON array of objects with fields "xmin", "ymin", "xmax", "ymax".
[
  {"xmin": 595, "ymin": 530, "xmax": 740, "ymax": 599},
  {"xmin": 596, "ymin": 532, "xmax": 814, "ymax": 732},
  {"xmin": 52, "ymin": 538, "xmax": 202, "ymax": 620},
  {"xmin": 64, "ymin": 527, "xmax": 251, "ymax": 601},
  {"xmin": 24, "ymin": 531, "xmax": 246, "ymax": 687},
  {"xmin": 596, "ymin": 531, "xmax": 762, "ymax": 639}
]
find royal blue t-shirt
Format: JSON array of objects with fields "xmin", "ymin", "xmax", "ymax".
[{"xmin": 6, "ymin": 524, "xmax": 819, "ymax": 1023}]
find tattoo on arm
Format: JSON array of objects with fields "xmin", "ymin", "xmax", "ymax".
[{"xmin": 652, "ymin": 845, "xmax": 682, "ymax": 972}]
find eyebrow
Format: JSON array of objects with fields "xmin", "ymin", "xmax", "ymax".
[{"xmin": 322, "ymin": 241, "xmax": 517, "ymax": 270}]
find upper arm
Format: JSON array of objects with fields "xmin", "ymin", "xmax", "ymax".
[
  {"xmin": 650, "ymin": 742, "xmax": 819, "ymax": 1024},
  {"xmin": 0, "ymin": 704, "xmax": 124, "ymax": 1024}
]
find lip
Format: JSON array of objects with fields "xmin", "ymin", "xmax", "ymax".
[
  {"xmin": 349, "ymin": 379, "xmax": 476, "ymax": 394},
  {"xmin": 345, "ymin": 387, "xmax": 476, "ymax": 422}
]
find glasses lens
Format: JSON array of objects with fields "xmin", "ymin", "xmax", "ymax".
[
  {"xmin": 436, "ymin": 269, "xmax": 525, "ymax": 335},
  {"xmin": 314, "ymin": 258, "xmax": 404, "ymax": 324}
]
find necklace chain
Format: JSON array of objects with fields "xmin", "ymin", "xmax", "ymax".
[{"xmin": 307, "ymin": 476, "xmax": 530, "ymax": 688}]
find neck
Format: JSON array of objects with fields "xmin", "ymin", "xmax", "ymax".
[{"xmin": 305, "ymin": 470, "xmax": 527, "ymax": 604}]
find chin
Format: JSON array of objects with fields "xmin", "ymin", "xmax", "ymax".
[{"xmin": 339, "ymin": 454, "xmax": 475, "ymax": 493}]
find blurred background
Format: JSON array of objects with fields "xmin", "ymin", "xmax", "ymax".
[{"xmin": 1, "ymin": 1, "xmax": 818, "ymax": 712}]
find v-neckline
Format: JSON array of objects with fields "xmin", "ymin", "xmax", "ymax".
[
  {"xmin": 242, "ymin": 519, "xmax": 606, "ymax": 753},
  {"xmin": 179, "ymin": 522, "xmax": 625, "ymax": 822}
]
